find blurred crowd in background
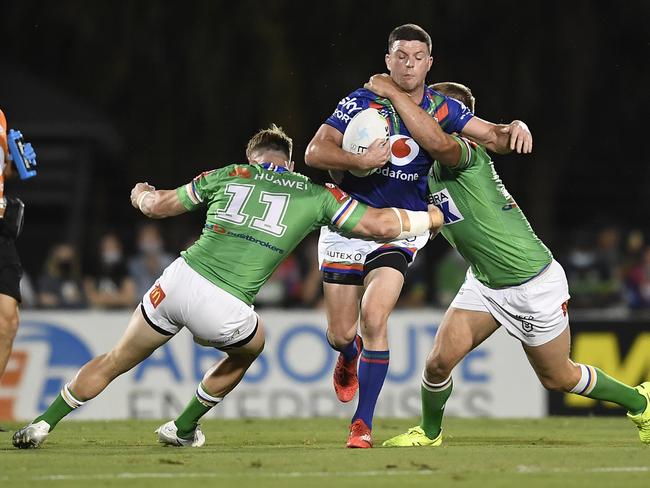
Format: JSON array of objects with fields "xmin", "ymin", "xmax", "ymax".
[
  {"xmin": 2, "ymin": 2, "xmax": 649, "ymax": 317},
  {"xmin": 21, "ymin": 223, "xmax": 650, "ymax": 314}
]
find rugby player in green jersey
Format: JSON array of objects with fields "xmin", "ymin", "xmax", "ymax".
[
  {"xmin": 363, "ymin": 75, "xmax": 650, "ymax": 447},
  {"xmin": 12, "ymin": 125, "xmax": 444, "ymax": 449}
]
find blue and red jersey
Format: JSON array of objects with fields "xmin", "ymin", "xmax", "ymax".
[{"xmin": 325, "ymin": 87, "xmax": 473, "ymax": 211}]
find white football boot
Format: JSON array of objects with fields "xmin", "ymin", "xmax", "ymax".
[
  {"xmin": 155, "ymin": 420, "xmax": 205, "ymax": 447},
  {"xmin": 12, "ymin": 420, "xmax": 51, "ymax": 449}
]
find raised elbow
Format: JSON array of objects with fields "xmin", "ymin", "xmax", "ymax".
[{"xmin": 304, "ymin": 141, "xmax": 320, "ymax": 168}]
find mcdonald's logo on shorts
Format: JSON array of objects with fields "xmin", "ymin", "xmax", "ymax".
[{"xmin": 149, "ymin": 283, "xmax": 166, "ymax": 309}]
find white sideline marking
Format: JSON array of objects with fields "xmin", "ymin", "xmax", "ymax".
[
  {"xmin": 515, "ymin": 465, "xmax": 650, "ymax": 474},
  {"xmin": 588, "ymin": 467, "xmax": 650, "ymax": 473},
  {"xmin": 2, "ymin": 466, "xmax": 649, "ymax": 482},
  {"xmin": 1, "ymin": 470, "xmax": 435, "ymax": 482}
]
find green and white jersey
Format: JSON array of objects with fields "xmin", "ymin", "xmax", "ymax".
[
  {"xmin": 428, "ymin": 137, "xmax": 552, "ymax": 288},
  {"xmin": 176, "ymin": 163, "xmax": 367, "ymax": 305}
]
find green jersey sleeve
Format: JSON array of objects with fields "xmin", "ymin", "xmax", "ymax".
[
  {"xmin": 317, "ymin": 183, "xmax": 368, "ymax": 233},
  {"xmin": 176, "ymin": 166, "xmax": 232, "ymax": 211},
  {"xmin": 450, "ymin": 136, "xmax": 478, "ymax": 171}
]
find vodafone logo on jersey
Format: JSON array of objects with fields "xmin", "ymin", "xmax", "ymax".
[{"xmin": 389, "ymin": 135, "xmax": 419, "ymax": 167}]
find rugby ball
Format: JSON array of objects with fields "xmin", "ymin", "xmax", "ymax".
[{"xmin": 342, "ymin": 108, "xmax": 389, "ymax": 177}]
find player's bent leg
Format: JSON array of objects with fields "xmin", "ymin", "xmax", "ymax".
[
  {"xmin": 345, "ymin": 267, "xmax": 403, "ymax": 448},
  {"xmin": 160, "ymin": 321, "xmax": 266, "ymax": 447},
  {"xmin": 323, "ymin": 282, "xmax": 364, "ymax": 403},
  {"xmin": 71, "ymin": 306, "xmax": 173, "ymax": 400},
  {"xmin": 425, "ymin": 308, "xmax": 499, "ymax": 383},
  {"xmin": 523, "ymin": 326, "xmax": 650, "ymax": 443},
  {"xmin": 0, "ymin": 293, "xmax": 19, "ymax": 379},
  {"xmin": 200, "ymin": 319, "xmax": 265, "ymax": 397},
  {"xmin": 324, "ymin": 282, "xmax": 362, "ymax": 349},
  {"xmin": 13, "ymin": 307, "xmax": 172, "ymax": 449},
  {"xmin": 384, "ymin": 308, "xmax": 498, "ymax": 447}
]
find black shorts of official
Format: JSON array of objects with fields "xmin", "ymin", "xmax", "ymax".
[
  {"xmin": 322, "ymin": 247, "xmax": 412, "ymax": 287},
  {"xmin": 0, "ymin": 237, "xmax": 22, "ymax": 303}
]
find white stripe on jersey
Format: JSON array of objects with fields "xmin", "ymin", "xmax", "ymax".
[
  {"xmin": 331, "ymin": 198, "xmax": 358, "ymax": 228},
  {"xmin": 185, "ymin": 182, "xmax": 202, "ymax": 205}
]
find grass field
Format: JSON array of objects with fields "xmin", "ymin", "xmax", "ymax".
[{"xmin": 0, "ymin": 417, "xmax": 648, "ymax": 487}]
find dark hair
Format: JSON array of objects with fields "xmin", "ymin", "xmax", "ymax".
[
  {"xmin": 431, "ymin": 82, "xmax": 476, "ymax": 112},
  {"xmin": 388, "ymin": 24, "xmax": 432, "ymax": 54},
  {"xmin": 246, "ymin": 123, "xmax": 293, "ymax": 161}
]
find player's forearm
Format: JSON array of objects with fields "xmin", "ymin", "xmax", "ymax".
[
  {"xmin": 461, "ymin": 117, "xmax": 505, "ymax": 154},
  {"xmin": 358, "ymin": 208, "xmax": 401, "ymax": 239},
  {"xmin": 136, "ymin": 189, "xmax": 185, "ymax": 219},
  {"xmin": 389, "ymin": 92, "xmax": 461, "ymax": 165},
  {"xmin": 304, "ymin": 139, "xmax": 361, "ymax": 171},
  {"xmin": 354, "ymin": 206, "xmax": 442, "ymax": 240},
  {"xmin": 480, "ymin": 124, "xmax": 512, "ymax": 155}
]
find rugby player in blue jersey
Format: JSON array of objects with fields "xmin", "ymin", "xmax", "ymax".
[{"xmin": 305, "ymin": 23, "xmax": 532, "ymax": 448}]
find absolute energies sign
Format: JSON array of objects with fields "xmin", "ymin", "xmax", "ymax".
[{"xmin": 2, "ymin": 310, "xmax": 544, "ymax": 421}]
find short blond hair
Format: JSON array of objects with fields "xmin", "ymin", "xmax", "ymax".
[
  {"xmin": 431, "ymin": 82, "xmax": 475, "ymax": 112},
  {"xmin": 246, "ymin": 124, "xmax": 293, "ymax": 161}
]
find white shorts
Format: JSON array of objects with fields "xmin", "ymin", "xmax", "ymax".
[
  {"xmin": 141, "ymin": 257, "xmax": 258, "ymax": 349},
  {"xmin": 450, "ymin": 259, "xmax": 570, "ymax": 347},
  {"xmin": 317, "ymin": 226, "xmax": 429, "ymax": 283}
]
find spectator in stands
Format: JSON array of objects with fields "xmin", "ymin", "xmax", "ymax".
[
  {"xmin": 622, "ymin": 230, "xmax": 646, "ymax": 308},
  {"xmin": 37, "ymin": 243, "xmax": 86, "ymax": 308},
  {"xmin": 84, "ymin": 232, "xmax": 136, "ymax": 309},
  {"xmin": 565, "ymin": 227, "xmax": 624, "ymax": 308},
  {"xmin": 256, "ymin": 253, "xmax": 303, "ymax": 308},
  {"xmin": 295, "ymin": 233, "xmax": 323, "ymax": 308},
  {"xmin": 19, "ymin": 273, "xmax": 36, "ymax": 309},
  {"xmin": 592, "ymin": 226, "xmax": 624, "ymax": 306},
  {"xmin": 128, "ymin": 223, "xmax": 173, "ymax": 300}
]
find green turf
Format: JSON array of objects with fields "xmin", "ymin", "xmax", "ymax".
[{"xmin": 0, "ymin": 417, "xmax": 648, "ymax": 488}]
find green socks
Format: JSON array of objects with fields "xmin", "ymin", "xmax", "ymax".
[
  {"xmin": 174, "ymin": 383, "xmax": 222, "ymax": 439},
  {"xmin": 34, "ymin": 383, "xmax": 85, "ymax": 430},
  {"xmin": 570, "ymin": 364, "xmax": 646, "ymax": 414},
  {"xmin": 420, "ymin": 374, "xmax": 453, "ymax": 439}
]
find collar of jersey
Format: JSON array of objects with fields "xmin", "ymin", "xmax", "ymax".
[{"xmin": 259, "ymin": 162, "xmax": 288, "ymax": 174}]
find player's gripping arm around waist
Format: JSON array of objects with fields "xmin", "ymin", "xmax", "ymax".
[
  {"xmin": 130, "ymin": 174, "xmax": 444, "ymax": 240},
  {"xmin": 337, "ymin": 198, "xmax": 443, "ymax": 241}
]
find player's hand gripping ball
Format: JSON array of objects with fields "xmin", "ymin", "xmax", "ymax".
[{"xmin": 342, "ymin": 108, "xmax": 390, "ymax": 177}]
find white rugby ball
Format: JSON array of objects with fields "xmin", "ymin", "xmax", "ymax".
[{"xmin": 342, "ymin": 107, "xmax": 389, "ymax": 177}]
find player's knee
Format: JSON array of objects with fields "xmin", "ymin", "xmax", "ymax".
[
  {"xmin": 360, "ymin": 304, "xmax": 388, "ymax": 327},
  {"xmin": 424, "ymin": 352, "xmax": 453, "ymax": 383},
  {"xmin": 538, "ymin": 362, "xmax": 582, "ymax": 392},
  {"xmin": 255, "ymin": 339, "xmax": 265, "ymax": 356},
  {"xmin": 0, "ymin": 311, "xmax": 19, "ymax": 341},
  {"xmin": 359, "ymin": 308, "xmax": 388, "ymax": 340},
  {"xmin": 245, "ymin": 339, "xmax": 265, "ymax": 361},
  {"xmin": 538, "ymin": 372, "xmax": 574, "ymax": 392},
  {"xmin": 327, "ymin": 327, "xmax": 357, "ymax": 349}
]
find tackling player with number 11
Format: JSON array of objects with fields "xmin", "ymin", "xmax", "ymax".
[{"xmin": 12, "ymin": 124, "xmax": 443, "ymax": 449}]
